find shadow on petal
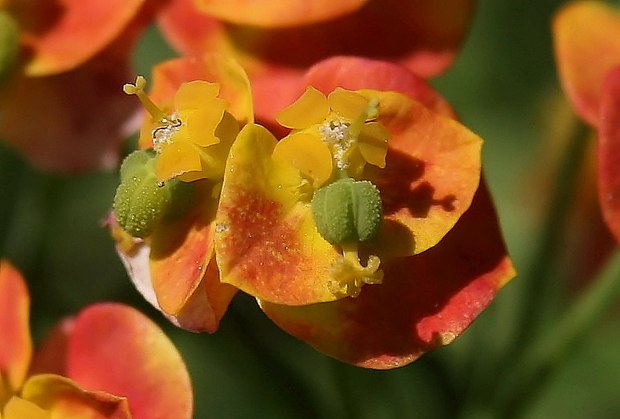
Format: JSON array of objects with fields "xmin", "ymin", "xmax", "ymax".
[{"xmin": 262, "ymin": 180, "xmax": 515, "ymax": 369}]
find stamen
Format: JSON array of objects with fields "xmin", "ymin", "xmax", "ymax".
[
  {"xmin": 123, "ymin": 76, "xmax": 168, "ymax": 122},
  {"xmin": 319, "ymin": 118, "xmax": 355, "ymax": 170},
  {"xmin": 327, "ymin": 242, "xmax": 383, "ymax": 298},
  {"xmin": 151, "ymin": 115, "xmax": 182, "ymax": 152}
]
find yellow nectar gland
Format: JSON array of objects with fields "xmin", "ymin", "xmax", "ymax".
[
  {"xmin": 319, "ymin": 118, "xmax": 354, "ymax": 171},
  {"xmin": 328, "ymin": 242, "xmax": 383, "ymax": 298},
  {"xmin": 317, "ymin": 98, "xmax": 381, "ymax": 173},
  {"xmin": 123, "ymin": 76, "xmax": 181, "ymax": 153}
]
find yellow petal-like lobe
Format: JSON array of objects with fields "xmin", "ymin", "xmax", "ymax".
[
  {"xmin": 553, "ymin": 1, "xmax": 620, "ymax": 126},
  {"xmin": 328, "ymin": 88, "xmax": 369, "ymax": 121},
  {"xmin": 174, "ymin": 81, "xmax": 227, "ymax": 148},
  {"xmin": 215, "ymin": 124, "xmax": 342, "ymax": 305},
  {"xmin": 0, "ymin": 261, "xmax": 32, "ymax": 402},
  {"xmin": 272, "ymin": 132, "xmax": 333, "ymax": 188},
  {"xmin": 3, "ymin": 396, "xmax": 49, "ymax": 419},
  {"xmin": 174, "ymin": 80, "xmax": 220, "ymax": 109},
  {"xmin": 358, "ymin": 122, "xmax": 390, "ymax": 168},
  {"xmin": 156, "ymin": 140, "xmax": 203, "ymax": 182},
  {"xmin": 164, "ymin": 111, "xmax": 239, "ymax": 183},
  {"xmin": 276, "ymin": 86, "xmax": 329, "ymax": 129},
  {"xmin": 186, "ymin": 107, "xmax": 226, "ymax": 148},
  {"xmin": 197, "ymin": 112, "xmax": 240, "ymax": 180},
  {"xmin": 150, "ymin": 54, "xmax": 254, "ymax": 126},
  {"xmin": 20, "ymin": 374, "xmax": 130, "ymax": 418}
]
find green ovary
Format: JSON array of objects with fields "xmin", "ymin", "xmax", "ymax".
[{"xmin": 113, "ymin": 150, "xmax": 194, "ymax": 238}]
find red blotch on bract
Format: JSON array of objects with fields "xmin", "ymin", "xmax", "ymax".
[{"xmin": 219, "ymin": 189, "xmax": 310, "ymax": 302}]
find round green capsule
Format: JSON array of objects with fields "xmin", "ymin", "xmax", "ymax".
[
  {"xmin": 311, "ymin": 178, "xmax": 383, "ymax": 244},
  {"xmin": 113, "ymin": 150, "xmax": 193, "ymax": 238}
]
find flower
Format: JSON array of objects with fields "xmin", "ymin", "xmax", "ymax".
[
  {"xmin": 124, "ymin": 75, "xmax": 234, "ymax": 183},
  {"xmin": 272, "ymin": 86, "xmax": 390, "ymax": 187},
  {"xmin": 0, "ymin": 260, "xmax": 193, "ymax": 418},
  {"xmin": 553, "ymin": 1, "xmax": 620, "ymax": 244},
  {"xmin": 112, "ymin": 56, "xmax": 514, "ymax": 368},
  {"xmin": 109, "ymin": 54, "xmax": 253, "ymax": 332},
  {"xmin": 0, "ymin": 0, "xmax": 151, "ymax": 172},
  {"xmin": 212, "ymin": 57, "xmax": 515, "ymax": 368},
  {"xmin": 155, "ymin": 0, "xmax": 477, "ymax": 127}
]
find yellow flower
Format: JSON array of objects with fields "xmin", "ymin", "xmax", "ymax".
[
  {"xmin": 273, "ymin": 86, "xmax": 390, "ymax": 188},
  {"xmin": 124, "ymin": 76, "xmax": 239, "ymax": 183}
]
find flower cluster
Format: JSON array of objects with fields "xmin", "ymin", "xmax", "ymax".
[
  {"xmin": 110, "ymin": 52, "xmax": 515, "ymax": 368},
  {"xmin": 0, "ymin": 0, "xmax": 515, "ymax": 373}
]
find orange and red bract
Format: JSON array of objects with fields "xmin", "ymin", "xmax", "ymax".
[
  {"xmin": 212, "ymin": 57, "xmax": 515, "ymax": 368},
  {"xmin": 261, "ymin": 182, "xmax": 513, "ymax": 368},
  {"xmin": 0, "ymin": 260, "xmax": 193, "ymax": 418}
]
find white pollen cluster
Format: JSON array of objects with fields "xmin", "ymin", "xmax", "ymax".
[
  {"xmin": 318, "ymin": 119, "xmax": 356, "ymax": 170},
  {"xmin": 152, "ymin": 115, "xmax": 182, "ymax": 152}
]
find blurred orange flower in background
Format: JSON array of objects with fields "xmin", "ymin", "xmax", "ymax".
[
  {"xmin": 155, "ymin": 0, "xmax": 476, "ymax": 132},
  {"xmin": 0, "ymin": 0, "xmax": 153, "ymax": 172},
  {"xmin": 553, "ymin": 1, "xmax": 620, "ymax": 245},
  {"xmin": 0, "ymin": 260, "xmax": 193, "ymax": 418}
]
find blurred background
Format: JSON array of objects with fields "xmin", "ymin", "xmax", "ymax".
[{"xmin": 2, "ymin": 0, "xmax": 620, "ymax": 417}]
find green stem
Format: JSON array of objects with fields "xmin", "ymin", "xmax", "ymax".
[
  {"xmin": 477, "ymin": 116, "xmax": 590, "ymax": 417},
  {"xmin": 511, "ymin": 117, "xmax": 590, "ymax": 352},
  {"xmin": 495, "ymin": 251, "xmax": 620, "ymax": 417},
  {"xmin": 227, "ymin": 297, "xmax": 320, "ymax": 418},
  {"xmin": 0, "ymin": 146, "xmax": 27, "ymax": 253}
]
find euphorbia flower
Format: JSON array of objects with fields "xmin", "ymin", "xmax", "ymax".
[
  {"xmin": 553, "ymin": 1, "xmax": 620, "ymax": 245},
  {"xmin": 273, "ymin": 86, "xmax": 390, "ymax": 187},
  {"xmin": 0, "ymin": 0, "xmax": 152, "ymax": 172},
  {"xmin": 156, "ymin": 0, "xmax": 477, "ymax": 126},
  {"xmin": 109, "ymin": 54, "xmax": 252, "ymax": 332},
  {"xmin": 110, "ymin": 55, "xmax": 514, "ymax": 368},
  {"xmin": 212, "ymin": 57, "xmax": 515, "ymax": 368},
  {"xmin": 0, "ymin": 260, "xmax": 193, "ymax": 418}
]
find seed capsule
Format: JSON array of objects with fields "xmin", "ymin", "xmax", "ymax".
[
  {"xmin": 311, "ymin": 178, "xmax": 382, "ymax": 244},
  {"xmin": 113, "ymin": 150, "xmax": 193, "ymax": 238}
]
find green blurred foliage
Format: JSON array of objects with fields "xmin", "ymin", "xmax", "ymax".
[{"xmin": 2, "ymin": 0, "xmax": 620, "ymax": 418}]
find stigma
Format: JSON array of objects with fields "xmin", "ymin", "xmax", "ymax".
[
  {"xmin": 327, "ymin": 243, "xmax": 383, "ymax": 298},
  {"xmin": 123, "ymin": 76, "xmax": 183, "ymax": 153}
]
